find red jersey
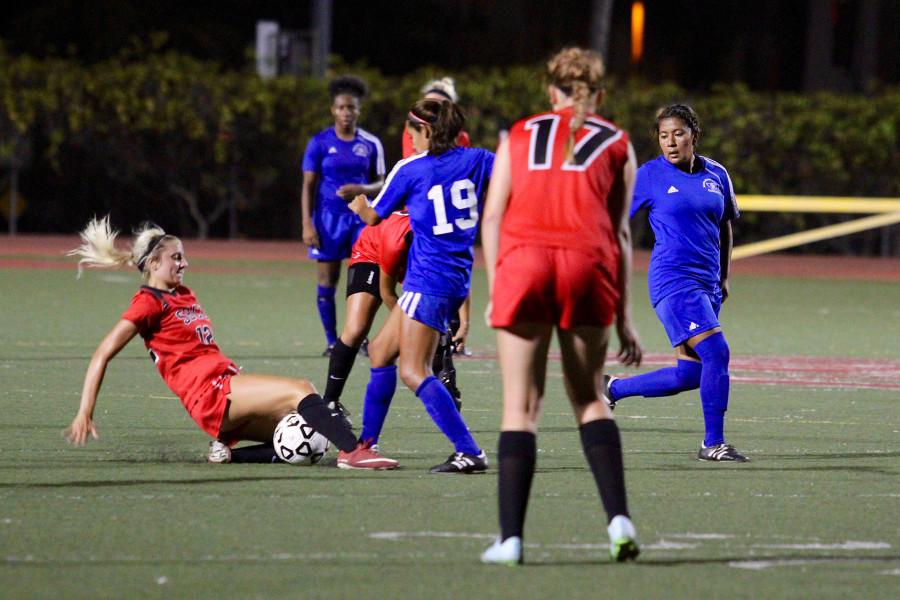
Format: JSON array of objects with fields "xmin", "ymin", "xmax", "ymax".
[
  {"xmin": 501, "ymin": 107, "xmax": 629, "ymax": 278},
  {"xmin": 401, "ymin": 129, "xmax": 470, "ymax": 158},
  {"xmin": 348, "ymin": 211, "xmax": 413, "ymax": 280},
  {"xmin": 121, "ymin": 286, "xmax": 238, "ymax": 414}
]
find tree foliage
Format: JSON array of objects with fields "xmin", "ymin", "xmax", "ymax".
[{"xmin": 1, "ymin": 41, "xmax": 897, "ymax": 252}]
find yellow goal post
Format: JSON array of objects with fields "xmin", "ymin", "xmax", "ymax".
[{"xmin": 732, "ymin": 195, "xmax": 900, "ymax": 259}]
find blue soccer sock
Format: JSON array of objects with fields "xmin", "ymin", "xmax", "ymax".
[
  {"xmin": 359, "ymin": 365, "xmax": 397, "ymax": 444},
  {"xmin": 693, "ymin": 332, "xmax": 730, "ymax": 447},
  {"xmin": 416, "ymin": 376, "xmax": 480, "ymax": 455},
  {"xmin": 610, "ymin": 359, "xmax": 702, "ymax": 401},
  {"xmin": 316, "ymin": 285, "xmax": 337, "ymax": 346}
]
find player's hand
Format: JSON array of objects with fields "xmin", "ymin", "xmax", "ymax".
[
  {"xmin": 64, "ymin": 413, "xmax": 98, "ymax": 446},
  {"xmin": 483, "ymin": 301, "xmax": 492, "ymax": 328},
  {"xmin": 720, "ymin": 278, "xmax": 730, "ymax": 302},
  {"xmin": 452, "ymin": 322, "xmax": 470, "ymax": 355},
  {"xmin": 337, "ymin": 184, "xmax": 365, "ymax": 201},
  {"xmin": 615, "ymin": 320, "xmax": 643, "ymax": 368},
  {"xmin": 348, "ymin": 194, "xmax": 369, "ymax": 215},
  {"xmin": 302, "ymin": 223, "xmax": 320, "ymax": 248}
]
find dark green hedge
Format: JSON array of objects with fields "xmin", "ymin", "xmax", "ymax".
[{"xmin": 1, "ymin": 41, "xmax": 897, "ymax": 253}]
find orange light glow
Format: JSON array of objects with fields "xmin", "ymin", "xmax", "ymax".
[{"xmin": 631, "ymin": 1, "xmax": 645, "ymax": 65}]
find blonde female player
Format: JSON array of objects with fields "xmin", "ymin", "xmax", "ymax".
[
  {"xmin": 64, "ymin": 217, "xmax": 396, "ymax": 470},
  {"xmin": 480, "ymin": 47, "xmax": 643, "ymax": 564}
]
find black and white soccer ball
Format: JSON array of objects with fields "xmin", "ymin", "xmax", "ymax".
[{"xmin": 273, "ymin": 412, "xmax": 330, "ymax": 465}]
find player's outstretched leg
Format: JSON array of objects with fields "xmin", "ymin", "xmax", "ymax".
[{"xmin": 606, "ymin": 359, "xmax": 702, "ymax": 405}]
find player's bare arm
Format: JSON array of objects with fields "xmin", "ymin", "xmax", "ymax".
[
  {"xmin": 349, "ymin": 194, "xmax": 381, "ymax": 225},
  {"xmin": 301, "ymin": 170, "xmax": 321, "ymax": 248},
  {"xmin": 65, "ymin": 319, "xmax": 139, "ymax": 445},
  {"xmin": 337, "ymin": 175, "xmax": 385, "ymax": 201}
]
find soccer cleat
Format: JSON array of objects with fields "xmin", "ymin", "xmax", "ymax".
[
  {"xmin": 607, "ymin": 515, "xmax": 640, "ymax": 562},
  {"xmin": 207, "ymin": 440, "xmax": 232, "ymax": 464},
  {"xmin": 322, "ymin": 343, "xmax": 335, "ymax": 357},
  {"xmin": 698, "ymin": 443, "xmax": 749, "ymax": 462},
  {"xmin": 358, "ymin": 338, "xmax": 369, "ymax": 357},
  {"xmin": 480, "ymin": 536, "xmax": 523, "ymax": 565},
  {"xmin": 429, "ymin": 450, "xmax": 488, "ymax": 474},
  {"xmin": 337, "ymin": 440, "xmax": 399, "ymax": 470},
  {"xmin": 327, "ymin": 399, "xmax": 353, "ymax": 429},
  {"xmin": 602, "ymin": 374, "xmax": 618, "ymax": 411}
]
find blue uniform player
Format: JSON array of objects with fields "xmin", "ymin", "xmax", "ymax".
[
  {"xmin": 348, "ymin": 98, "xmax": 494, "ymax": 473},
  {"xmin": 605, "ymin": 104, "xmax": 748, "ymax": 462},
  {"xmin": 301, "ymin": 76, "xmax": 385, "ymax": 355}
]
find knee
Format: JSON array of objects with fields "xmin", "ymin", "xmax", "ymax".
[
  {"xmin": 694, "ymin": 332, "xmax": 730, "ymax": 369},
  {"xmin": 292, "ymin": 378, "xmax": 317, "ymax": 399},
  {"xmin": 398, "ymin": 364, "xmax": 425, "ymax": 392}
]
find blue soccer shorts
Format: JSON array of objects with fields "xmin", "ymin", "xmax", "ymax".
[
  {"xmin": 397, "ymin": 290, "xmax": 466, "ymax": 333},
  {"xmin": 308, "ymin": 208, "xmax": 365, "ymax": 261},
  {"xmin": 654, "ymin": 286, "xmax": 723, "ymax": 347}
]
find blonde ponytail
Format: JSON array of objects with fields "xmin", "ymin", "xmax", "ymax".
[
  {"xmin": 68, "ymin": 216, "xmax": 171, "ymax": 279},
  {"xmin": 546, "ymin": 47, "xmax": 606, "ymax": 165}
]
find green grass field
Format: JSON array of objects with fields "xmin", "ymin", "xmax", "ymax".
[{"xmin": 1, "ymin": 251, "xmax": 898, "ymax": 599}]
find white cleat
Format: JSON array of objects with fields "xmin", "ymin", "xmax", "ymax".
[
  {"xmin": 207, "ymin": 440, "xmax": 231, "ymax": 464},
  {"xmin": 607, "ymin": 515, "xmax": 640, "ymax": 562},
  {"xmin": 480, "ymin": 536, "xmax": 523, "ymax": 565}
]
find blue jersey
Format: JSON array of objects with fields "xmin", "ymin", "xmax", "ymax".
[
  {"xmin": 302, "ymin": 127, "xmax": 385, "ymax": 213},
  {"xmin": 372, "ymin": 147, "xmax": 494, "ymax": 297},
  {"xmin": 631, "ymin": 154, "xmax": 739, "ymax": 305}
]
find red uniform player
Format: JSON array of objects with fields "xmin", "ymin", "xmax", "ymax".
[
  {"xmin": 64, "ymin": 216, "xmax": 397, "ymax": 469},
  {"xmin": 491, "ymin": 107, "xmax": 630, "ymax": 328},
  {"xmin": 480, "ymin": 47, "xmax": 642, "ymax": 564}
]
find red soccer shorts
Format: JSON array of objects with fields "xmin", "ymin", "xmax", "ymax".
[
  {"xmin": 184, "ymin": 369, "xmax": 237, "ymax": 443},
  {"xmin": 491, "ymin": 245, "xmax": 619, "ymax": 329}
]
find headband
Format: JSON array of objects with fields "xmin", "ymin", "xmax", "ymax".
[
  {"xmin": 137, "ymin": 234, "xmax": 165, "ymax": 272},
  {"xmin": 424, "ymin": 88, "xmax": 453, "ymax": 101},
  {"xmin": 407, "ymin": 111, "xmax": 434, "ymax": 126}
]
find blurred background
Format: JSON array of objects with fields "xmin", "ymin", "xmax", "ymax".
[{"xmin": 1, "ymin": 0, "xmax": 898, "ymax": 254}]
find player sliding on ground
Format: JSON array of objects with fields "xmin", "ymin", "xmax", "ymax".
[{"xmin": 63, "ymin": 216, "xmax": 397, "ymax": 470}]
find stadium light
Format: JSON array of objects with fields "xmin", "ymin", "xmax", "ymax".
[{"xmin": 631, "ymin": 1, "xmax": 645, "ymax": 65}]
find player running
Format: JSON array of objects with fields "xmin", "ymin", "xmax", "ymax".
[
  {"xmin": 480, "ymin": 47, "xmax": 642, "ymax": 564},
  {"xmin": 348, "ymin": 98, "xmax": 493, "ymax": 473},
  {"xmin": 64, "ymin": 217, "xmax": 397, "ymax": 470},
  {"xmin": 300, "ymin": 75, "xmax": 385, "ymax": 356},
  {"xmin": 605, "ymin": 103, "xmax": 748, "ymax": 462}
]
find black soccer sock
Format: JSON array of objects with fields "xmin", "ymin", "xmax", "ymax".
[
  {"xmin": 324, "ymin": 339, "xmax": 359, "ymax": 402},
  {"xmin": 297, "ymin": 393, "xmax": 357, "ymax": 452},
  {"xmin": 231, "ymin": 443, "xmax": 279, "ymax": 464},
  {"xmin": 579, "ymin": 419, "xmax": 630, "ymax": 522},
  {"xmin": 497, "ymin": 431, "xmax": 537, "ymax": 541}
]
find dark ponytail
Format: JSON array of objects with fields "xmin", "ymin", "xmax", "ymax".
[{"xmin": 407, "ymin": 99, "xmax": 466, "ymax": 156}]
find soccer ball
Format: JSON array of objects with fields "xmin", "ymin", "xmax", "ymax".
[{"xmin": 273, "ymin": 412, "xmax": 330, "ymax": 465}]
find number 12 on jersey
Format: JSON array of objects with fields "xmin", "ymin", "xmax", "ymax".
[{"xmin": 428, "ymin": 179, "xmax": 478, "ymax": 235}]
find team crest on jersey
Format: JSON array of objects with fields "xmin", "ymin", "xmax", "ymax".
[
  {"xmin": 352, "ymin": 143, "xmax": 369, "ymax": 158},
  {"xmin": 327, "ymin": 146, "xmax": 338, "ymax": 154},
  {"xmin": 175, "ymin": 304, "xmax": 208, "ymax": 326},
  {"xmin": 702, "ymin": 178, "xmax": 722, "ymax": 194}
]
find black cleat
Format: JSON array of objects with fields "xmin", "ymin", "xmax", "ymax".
[
  {"xmin": 698, "ymin": 443, "xmax": 748, "ymax": 462},
  {"xmin": 327, "ymin": 399, "xmax": 353, "ymax": 429},
  {"xmin": 429, "ymin": 451, "xmax": 488, "ymax": 474},
  {"xmin": 322, "ymin": 343, "xmax": 336, "ymax": 357},
  {"xmin": 358, "ymin": 338, "xmax": 369, "ymax": 357}
]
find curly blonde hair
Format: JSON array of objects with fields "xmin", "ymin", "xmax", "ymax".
[
  {"xmin": 546, "ymin": 47, "xmax": 606, "ymax": 164},
  {"xmin": 68, "ymin": 216, "xmax": 176, "ymax": 279},
  {"xmin": 420, "ymin": 77, "xmax": 459, "ymax": 103}
]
